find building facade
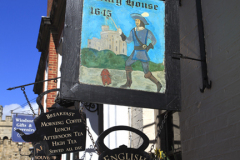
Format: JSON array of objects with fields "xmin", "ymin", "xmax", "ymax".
[
  {"xmin": 179, "ymin": 0, "xmax": 240, "ymax": 159},
  {"xmin": 32, "ymin": 0, "xmax": 240, "ymax": 159},
  {"xmin": 0, "ymin": 105, "xmax": 12, "ymax": 140},
  {"xmin": 0, "ymin": 106, "xmax": 32, "ymax": 160}
]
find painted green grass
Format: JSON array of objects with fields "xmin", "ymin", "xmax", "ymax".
[{"xmin": 81, "ymin": 48, "xmax": 164, "ymax": 72}]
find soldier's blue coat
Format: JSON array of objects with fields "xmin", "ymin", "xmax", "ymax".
[{"xmin": 125, "ymin": 28, "xmax": 157, "ymax": 62}]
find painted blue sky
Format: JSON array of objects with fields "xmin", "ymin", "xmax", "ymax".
[
  {"xmin": 0, "ymin": 1, "xmax": 47, "ymax": 118},
  {"xmin": 81, "ymin": 0, "xmax": 165, "ymax": 64}
]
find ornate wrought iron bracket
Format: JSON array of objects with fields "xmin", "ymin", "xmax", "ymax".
[
  {"xmin": 36, "ymin": 88, "xmax": 61, "ymax": 114},
  {"xmin": 7, "ymin": 77, "xmax": 61, "ymax": 115},
  {"xmin": 96, "ymin": 126, "xmax": 149, "ymax": 154},
  {"xmin": 81, "ymin": 102, "xmax": 99, "ymax": 113},
  {"xmin": 7, "ymin": 77, "xmax": 61, "ymax": 90}
]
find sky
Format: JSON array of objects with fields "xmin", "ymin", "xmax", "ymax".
[
  {"xmin": 81, "ymin": 0, "xmax": 165, "ymax": 64},
  {"xmin": 0, "ymin": 0, "xmax": 48, "ymax": 119}
]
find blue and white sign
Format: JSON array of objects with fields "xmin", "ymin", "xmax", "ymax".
[{"xmin": 11, "ymin": 114, "xmax": 36, "ymax": 142}]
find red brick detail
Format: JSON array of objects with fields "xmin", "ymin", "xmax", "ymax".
[
  {"xmin": 47, "ymin": 0, "xmax": 53, "ymax": 16},
  {"xmin": 46, "ymin": 33, "xmax": 58, "ymax": 112}
]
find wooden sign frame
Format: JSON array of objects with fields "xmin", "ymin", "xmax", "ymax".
[{"xmin": 60, "ymin": 0, "xmax": 180, "ymax": 110}]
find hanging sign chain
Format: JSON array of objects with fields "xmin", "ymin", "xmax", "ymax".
[
  {"xmin": 80, "ymin": 109, "xmax": 100, "ymax": 155},
  {"xmin": 21, "ymin": 87, "xmax": 36, "ymax": 115},
  {"xmin": 149, "ymin": 111, "xmax": 168, "ymax": 153},
  {"xmin": 80, "ymin": 150, "xmax": 86, "ymax": 160},
  {"xmin": 89, "ymin": 150, "xmax": 93, "ymax": 160}
]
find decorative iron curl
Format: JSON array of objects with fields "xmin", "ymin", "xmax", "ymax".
[
  {"xmin": 82, "ymin": 102, "xmax": 98, "ymax": 112},
  {"xmin": 36, "ymin": 88, "xmax": 60, "ymax": 114}
]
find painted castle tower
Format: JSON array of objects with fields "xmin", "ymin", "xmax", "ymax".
[{"xmin": 88, "ymin": 25, "xmax": 127, "ymax": 55}]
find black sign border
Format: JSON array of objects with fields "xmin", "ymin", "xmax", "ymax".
[{"xmin": 60, "ymin": 0, "xmax": 180, "ymax": 110}]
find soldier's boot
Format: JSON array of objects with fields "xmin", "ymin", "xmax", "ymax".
[
  {"xmin": 121, "ymin": 66, "xmax": 133, "ymax": 88},
  {"xmin": 145, "ymin": 72, "xmax": 162, "ymax": 93}
]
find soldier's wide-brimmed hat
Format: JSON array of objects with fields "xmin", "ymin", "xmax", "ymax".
[{"xmin": 131, "ymin": 13, "xmax": 149, "ymax": 25}]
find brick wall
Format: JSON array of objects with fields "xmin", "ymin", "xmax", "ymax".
[
  {"xmin": 47, "ymin": 0, "xmax": 53, "ymax": 16},
  {"xmin": 179, "ymin": 0, "xmax": 240, "ymax": 159},
  {"xmin": 46, "ymin": 33, "xmax": 58, "ymax": 111}
]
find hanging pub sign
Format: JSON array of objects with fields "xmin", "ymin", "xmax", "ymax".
[
  {"xmin": 34, "ymin": 143, "xmax": 50, "ymax": 160},
  {"xmin": 12, "ymin": 114, "xmax": 36, "ymax": 142},
  {"xmin": 60, "ymin": 0, "xmax": 180, "ymax": 110},
  {"xmin": 96, "ymin": 126, "xmax": 150, "ymax": 160},
  {"xmin": 16, "ymin": 108, "xmax": 86, "ymax": 156}
]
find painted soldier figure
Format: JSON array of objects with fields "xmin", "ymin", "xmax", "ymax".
[{"xmin": 119, "ymin": 13, "xmax": 162, "ymax": 92}]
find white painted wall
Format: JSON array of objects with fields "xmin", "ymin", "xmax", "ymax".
[
  {"xmin": 78, "ymin": 105, "xmax": 99, "ymax": 160},
  {"xmin": 57, "ymin": 54, "xmax": 62, "ymax": 89},
  {"xmin": 179, "ymin": 0, "xmax": 240, "ymax": 159},
  {"xmin": 104, "ymin": 104, "xmax": 129, "ymax": 149},
  {"xmin": 142, "ymin": 108, "xmax": 156, "ymax": 151},
  {"xmin": 61, "ymin": 154, "xmax": 67, "ymax": 160},
  {"xmin": 43, "ymin": 59, "xmax": 48, "ymax": 113},
  {"xmin": 131, "ymin": 108, "xmax": 156, "ymax": 151}
]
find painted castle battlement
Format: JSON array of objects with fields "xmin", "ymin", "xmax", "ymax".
[{"xmin": 88, "ymin": 25, "xmax": 127, "ymax": 55}]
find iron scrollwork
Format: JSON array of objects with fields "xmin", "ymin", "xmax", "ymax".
[{"xmin": 81, "ymin": 102, "xmax": 98, "ymax": 112}]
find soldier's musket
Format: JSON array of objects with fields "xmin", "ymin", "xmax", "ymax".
[{"xmin": 107, "ymin": 16, "xmax": 118, "ymax": 30}]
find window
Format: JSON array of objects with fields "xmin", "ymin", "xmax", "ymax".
[
  {"xmin": 116, "ymin": 47, "xmax": 117, "ymax": 51},
  {"xmin": 109, "ymin": 45, "xmax": 111, "ymax": 49},
  {"xmin": 3, "ymin": 136, "xmax": 8, "ymax": 140}
]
